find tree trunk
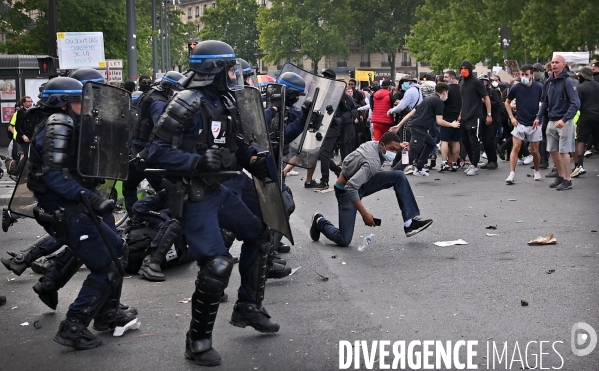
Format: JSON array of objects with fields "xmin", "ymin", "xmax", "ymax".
[
  {"xmin": 389, "ymin": 52, "xmax": 396, "ymax": 81},
  {"xmin": 311, "ymin": 57, "xmax": 321, "ymax": 74}
]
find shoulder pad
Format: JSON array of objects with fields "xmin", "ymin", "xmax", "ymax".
[{"xmin": 45, "ymin": 113, "xmax": 74, "ymax": 127}]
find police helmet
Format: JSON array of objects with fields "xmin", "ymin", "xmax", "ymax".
[
  {"xmin": 160, "ymin": 71, "xmax": 184, "ymax": 92},
  {"xmin": 40, "ymin": 77, "xmax": 83, "ymax": 108},
  {"xmin": 69, "ymin": 68, "xmax": 105, "ymax": 84},
  {"xmin": 185, "ymin": 40, "xmax": 241, "ymax": 91},
  {"xmin": 278, "ymin": 72, "xmax": 306, "ymax": 106},
  {"xmin": 478, "ymin": 74, "xmax": 490, "ymax": 81}
]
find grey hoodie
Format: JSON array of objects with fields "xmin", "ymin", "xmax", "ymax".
[{"xmin": 341, "ymin": 141, "xmax": 384, "ymax": 202}]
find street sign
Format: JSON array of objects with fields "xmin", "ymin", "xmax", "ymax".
[
  {"xmin": 56, "ymin": 32, "xmax": 106, "ymax": 69},
  {"xmin": 98, "ymin": 69, "xmax": 123, "ymax": 82},
  {"xmin": 106, "ymin": 59, "xmax": 123, "ymax": 68},
  {"xmin": 355, "ymin": 70, "xmax": 375, "ymax": 82}
]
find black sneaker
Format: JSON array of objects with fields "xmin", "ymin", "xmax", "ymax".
[
  {"xmin": 539, "ymin": 160, "xmax": 549, "ymax": 169},
  {"xmin": 2, "ymin": 208, "xmax": 18, "ymax": 233},
  {"xmin": 556, "ymin": 179, "xmax": 572, "ymax": 191},
  {"xmin": 54, "ymin": 318, "xmax": 103, "ymax": 350},
  {"xmin": 310, "ymin": 213, "xmax": 323, "ymax": 241},
  {"xmin": 549, "ymin": 176, "xmax": 564, "ymax": 188},
  {"xmin": 546, "ymin": 167, "xmax": 559, "ymax": 178},
  {"xmin": 480, "ymin": 162, "xmax": 498, "ymax": 170},
  {"xmin": 404, "ymin": 218, "xmax": 433, "ymax": 237},
  {"xmin": 315, "ymin": 180, "xmax": 329, "ymax": 189},
  {"xmin": 304, "ymin": 180, "xmax": 319, "ymax": 188}
]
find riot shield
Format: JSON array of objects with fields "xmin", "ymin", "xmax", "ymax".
[
  {"xmin": 235, "ymin": 86, "xmax": 294, "ymax": 244},
  {"xmin": 8, "ymin": 157, "xmax": 36, "ymax": 218},
  {"xmin": 78, "ymin": 82, "xmax": 131, "ymax": 180},
  {"xmin": 128, "ymin": 106, "xmax": 141, "ymax": 142},
  {"xmin": 280, "ymin": 63, "xmax": 346, "ymax": 169},
  {"xmin": 265, "ymin": 83, "xmax": 286, "ymax": 187}
]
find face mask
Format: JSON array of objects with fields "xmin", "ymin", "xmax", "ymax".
[
  {"xmin": 460, "ymin": 69, "xmax": 470, "ymax": 78},
  {"xmin": 441, "ymin": 94, "xmax": 448, "ymax": 102},
  {"xmin": 383, "ymin": 150, "xmax": 396, "ymax": 162},
  {"xmin": 446, "ymin": 81, "xmax": 451, "ymax": 86},
  {"xmin": 521, "ymin": 77, "xmax": 530, "ymax": 85},
  {"xmin": 401, "ymin": 82, "xmax": 410, "ymax": 91},
  {"xmin": 533, "ymin": 72, "xmax": 544, "ymax": 82},
  {"xmin": 491, "ymin": 81, "xmax": 499, "ymax": 88}
]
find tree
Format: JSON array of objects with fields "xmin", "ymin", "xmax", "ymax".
[
  {"xmin": 256, "ymin": 0, "xmax": 350, "ymax": 73},
  {"xmin": 199, "ymin": 0, "xmax": 260, "ymax": 66},
  {"xmin": 352, "ymin": 0, "xmax": 423, "ymax": 76}
]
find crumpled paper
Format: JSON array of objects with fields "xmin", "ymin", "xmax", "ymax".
[
  {"xmin": 433, "ymin": 239, "xmax": 468, "ymax": 247},
  {"xmin": 113, "ymin": 318, "xmax": 141, "ymax": 337},
  {"xmin": 527, "ymin": 233, "xmax": 557, "ymax": 246}
]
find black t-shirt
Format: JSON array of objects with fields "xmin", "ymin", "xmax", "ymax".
[
  {"xmin": 443, "ymin": 84, "xmax": 461, "ymax": 121},
  {"xmin": 408, "ymin": 95, "xmax": 444, "ymax": 131},
  {"xmin": 459, "ymin": 77, "xmax": 488, "ymax": 121}
]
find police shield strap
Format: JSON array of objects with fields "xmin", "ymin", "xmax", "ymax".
[
  {"xmin": 235, "ymin": 86, "xmax": 294, "ymax": 244},
  {"xmin": 280, "ymin": 63, "xmax": 346, "ymax": 169},
  {"xmin": 78, "ymin": 82, "xmax": 131, "ymax": 180}
]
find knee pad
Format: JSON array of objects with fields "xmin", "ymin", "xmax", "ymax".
[{"xmin": 196, "ymin": 256, "xmax": 234, "ymax": 294}]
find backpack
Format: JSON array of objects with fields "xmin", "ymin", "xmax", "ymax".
[{"xmin": 16, "ymin": 107, "xmax": 47, "ymax": 140}]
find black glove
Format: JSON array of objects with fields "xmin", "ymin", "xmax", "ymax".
[
  {"xmin": 308, "ymin": 112, "xmax": 323, "ymax": 131},
  {"xmin": 85, "ymin": 193, "xmax": 115, "ymax": 216},
  {"xmin": 301, "ymin": 100, "xmax": 314, "ymax": 117},
  {"xmin": 332, "ymin": 117, "xmax": 342, "ymax": 126},
  {"xmin": 196, "ymin": 149, "xmax": 222, "ymax": 172},
  {"xmin": 250, "ymin": 156, "xmax": 268, "ymax": 180}
]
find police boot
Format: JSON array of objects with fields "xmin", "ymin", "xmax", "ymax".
[
  {"xmin": 93, "ymin": 300, "xmax": 138, "ymax": 332},
  {"xmin": 32, "ymin": 253, "xmax": 83, "ymax": 310},
  {"xmin": 186, "ymin": 256, "xmax": 235, "ymax": 367},
  {"xmin": 138, "ymin": 219, "xmax": 181, "ymax": 282},
  {"xmin": 230, "ymin": 229, "xmax": 280, "ymax": 333},
  {"xmin": 2, "ymin": 208, "xmax": 18, "ymax": 233},
  {"xmin": 54, "ymin": 317, "xmax": 103, "ymax": 350},
  {"xmin": 272, "ymin": 250, "xmax": 286, "ymax": 265},
  {"xmin": 271, "ymin": 230, "xmax": 290, "ymax": 253},
  {"xmin": 1, "ymin": 244, "xmax": 46, "ymax": 276},
  {"xmin": 266, "ymin": 241, "xmax": 290, "ymax": 279}
]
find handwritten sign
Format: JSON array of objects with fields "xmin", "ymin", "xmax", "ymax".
[{"xmin": 57, "ymin": 32, "xmax": 106, "ymax": 69}]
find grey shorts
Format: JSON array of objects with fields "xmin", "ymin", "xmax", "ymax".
[
  {"xmin": 511, "ymin": 124, "xmax": 543, "ymax": 142},
  {"xmin": 546, "ymin": 119, "xmax": 575, "ymax": 153}
]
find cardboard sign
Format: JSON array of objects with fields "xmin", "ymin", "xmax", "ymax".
[{"xmin": 57, "ymin": 32, "xmax": 106, "ymax": 69}]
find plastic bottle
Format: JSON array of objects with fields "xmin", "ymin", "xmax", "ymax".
[
  {"xmin": 358, "ymin": 234, "xmax": 374, "ymax": 251},
  {"xmin": 401, "ymin": 150, "xmax": 409, "ymax": 164}
]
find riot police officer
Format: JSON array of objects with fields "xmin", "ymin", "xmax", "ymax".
[
  {"xmin": 27, "ymin": 77, "xmax": 135, "ymax": 349},
  {"xmin": 146, "ymin": 40, "xmax": 280, "ymax": 366}
]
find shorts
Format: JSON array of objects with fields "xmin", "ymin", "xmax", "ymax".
[
  {"xmin": 511, "ymin": 124, "xmax": 542, "ymax": 143},
  {"xmin": 440, "ymin": 126, "xmax": 461, "ymax": 142},
  {"xmin": 576, "ymin": 117, "xmax": 599, "ymax": 143},
  {"xmin": 546, "ymin": 119, "xmax": 575, "ymax": 153}
]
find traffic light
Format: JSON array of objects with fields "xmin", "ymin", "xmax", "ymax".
[
  {"xmin": 187, "ymin": 42, "xmax": 198, "ymax": 56},
  {"xmin": 349, "ymin": 70, "xmax": 355, "ymax": 79},
  {"xmin": 498, "ymin": 27, "xmax": 511, "ymax": 49},
  {"xmin": 37, "ymin": 57, "xmax": 54, "ymax": 75}
]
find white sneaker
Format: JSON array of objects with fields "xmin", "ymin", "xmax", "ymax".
[
  {"xmin": 505, "ymin": 172, "xmax": 515, "ymax": 184},
  {"xmin": 413, "ymin": 169, "xmax": 429, "ymax": 177},
  {"xmin": 466, "ymin": 166, "xmax": 479, "ymax": 176},
  {"xmin": 584, "ymin": 150, "xmax": 593, "ymax": 158},
  {"xmin": 523, "ymin": 155, "xmax": 533, "ymax": 165},
  {"xmin": 463, "ymin": 164, "xmax": 473, "ymax": 174},
  {"xmin": 516, "ymin": 158, "xmax": 524, "ymax": 165},
  {"xmin": 403, "ymin": 165, "xmax": 415, "ymax": 175},
  {"xmin": 482, "ymin": 152, "xmax": 487, "ymax": 159},
  {"xmin": 287, "ymin": 170, "xmax": 299, "ymax": 176},
  {"xmin": 533, "ymin": 171, "xmax": 542, "ymax": 181},
  {"xmin": 571, "ymin": 166, "xmax": 586, "ymax": 178}
]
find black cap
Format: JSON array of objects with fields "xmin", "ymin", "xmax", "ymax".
[
  {"xmin": 381, "ymin": 79, "xmax": 391, "ymax": 87},
  {"xmin": 322, "ymin": 69, "xmax": 336, "ymax": 80}
]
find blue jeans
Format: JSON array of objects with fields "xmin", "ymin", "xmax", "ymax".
[{"xmin": 318, "ymin": 170, "xmax": 420, "ymax": 247}]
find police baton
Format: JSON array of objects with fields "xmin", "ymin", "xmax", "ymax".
[{"xmin": 78, "ymin": 191, "xmax": 126, "ymax": 276}]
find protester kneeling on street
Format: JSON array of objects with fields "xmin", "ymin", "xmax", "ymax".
[{"xmin": 310, "ymin": 132, "xmax": 433, "ymax": 247}]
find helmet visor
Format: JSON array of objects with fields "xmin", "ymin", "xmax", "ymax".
[{"xmin": 227, "ymin": 59, "xmax": 244, "ymax": 91}]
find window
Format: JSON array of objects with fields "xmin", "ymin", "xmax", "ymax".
[
  {"xmin": 203, "ymin": 4, "xmax": 207, "ymax": 12},
  {"xmin": 337, "ymin": 56, "xmax": 347, "ymax": 68},
  {"xmin": 381, "ymin": 53, "xmax": 390, "ymax": 67},
  {"xmin": 212, "ymin": 2, "xmax": 215, "ymax": 7},
  {"xmin": 360, "ymin": 52, "xmax": 370, "ymax": 67},
  {"xmin": 401, "ymin": 52, "xmax": 411, "ymax": 67},
  {"xmin": 187, "ymin": 7, "xmax": 192, "ymax": 19},
  {"xmin": 195, "ymin": 6, "xmax": 199, "ymax": 17}
]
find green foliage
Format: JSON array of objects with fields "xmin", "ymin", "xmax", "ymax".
[
  {"xmin": 257, "ymin": 0, "xmax": 350, "ymax": 73},
  {"xmin": 199, "ymin": 0, "xmax": 260, "ymax": 66}
]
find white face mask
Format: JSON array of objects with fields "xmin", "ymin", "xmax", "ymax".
[
  {"xmin": 491, "ymin": 81, "xmax": 499, "ymax": 88},
  {"xmin": 441, "ymin": 93, "xmax": 448, "ymax": 101},
  {"xmin": 384, "ymin": 151, "xmax": 396, "ymax": 162}
]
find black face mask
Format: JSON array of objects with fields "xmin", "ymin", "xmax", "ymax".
[{"xmin": 139, "ymin": 80, "xmax": 152, "ymax": 92}]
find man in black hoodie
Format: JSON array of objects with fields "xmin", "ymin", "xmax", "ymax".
[{"xmin": 458, "ymin": 60, "xmax": 492, "ymax": 176}]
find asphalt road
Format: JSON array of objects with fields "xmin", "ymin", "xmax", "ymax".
[{"xmin": 0, "ymin": 153, "xmax": 598, "ymax": 371}]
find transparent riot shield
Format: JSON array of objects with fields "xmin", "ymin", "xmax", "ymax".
[
  {"xmin": 265, "ymin": 83, "xmax": 286, "ymax": 187},
  {"xmin": 236, "ymin": 86, "xmax": 294, "ymax": 244},
  {"xmin": 8, "ymin": 157, "xmax": 36, "ymax": 218},
  {"xmin": 280, "ymin": 63, "xmax": 346, "ymax": 169},
  {"xmin": 78, "ymin": 82, "xmax": 131, "ymax": 180}
]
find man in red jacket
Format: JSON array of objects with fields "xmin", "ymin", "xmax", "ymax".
[{"xmin": 370, "ymin": 79, "xmax": 396, "ymax": 140}]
